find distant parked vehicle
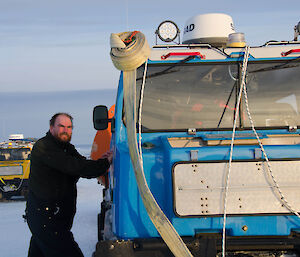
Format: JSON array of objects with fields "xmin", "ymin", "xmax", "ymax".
[{"xmin": 0, "ymin": 134, "xmax": 36, "ymax": 200}]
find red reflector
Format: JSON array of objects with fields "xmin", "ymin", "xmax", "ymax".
[
  {"xmin": 281, "ymin": 49, "xmax": 300, "ymax": 57},
  {"xmin": 161, "ymin": 52, "xmax": 205, "ymax": 60}
]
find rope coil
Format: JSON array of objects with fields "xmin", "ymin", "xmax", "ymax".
[{"xmin": 110, "ymin": 31, "xmax": 151, "ymax": 71}]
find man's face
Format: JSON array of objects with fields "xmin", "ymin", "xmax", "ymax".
[{"xmin": 50, "ymin": 115, "xmax": 73, "ymax": 143}]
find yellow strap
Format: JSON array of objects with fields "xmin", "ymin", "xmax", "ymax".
[{"xmin": 0, "ymin": 177, "xmax": 5, "ymax": 184}]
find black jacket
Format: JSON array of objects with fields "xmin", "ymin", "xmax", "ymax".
[{"xmin": 28, "ymin": 131, "xmax": 109, "ymax": 201}]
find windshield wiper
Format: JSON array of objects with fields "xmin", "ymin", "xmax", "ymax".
[
  {"xmin": 217, "ymin": 81, "xmax": 238, "ymax": 128},
  {"xmin": 136, "ymin": 55, "xmax": 196, "ymax": 81},
  {"xmin": 249, "ymin": 56, "xmax": 300, "ymax": 73}
]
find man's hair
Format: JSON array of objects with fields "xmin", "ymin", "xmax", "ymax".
[{"xmin": 50, "ymin": 113, "xmax": 73, "ymax": 126}]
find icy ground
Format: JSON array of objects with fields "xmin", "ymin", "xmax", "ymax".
[{"xmin": 0, "ymin": 179, "xmax": 103, "ymax": 257}]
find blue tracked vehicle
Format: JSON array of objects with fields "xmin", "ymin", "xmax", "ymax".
[{"xmin": 92, "ymin": 14, "xmax": 300, "ymax": 257}]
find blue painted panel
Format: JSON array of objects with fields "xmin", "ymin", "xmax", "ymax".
[{"xmin": 111, "ymin": 73, "xmax": 300, "ymax": 240}]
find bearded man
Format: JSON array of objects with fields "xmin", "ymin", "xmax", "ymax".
[{"xmin": 26, "ymin": 113, "xmax": 112, "ymax": 257}]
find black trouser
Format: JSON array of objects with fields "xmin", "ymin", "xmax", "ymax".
[{"xmin": 26, "ymin": 192, "xmax": 84, "ymax": 257}]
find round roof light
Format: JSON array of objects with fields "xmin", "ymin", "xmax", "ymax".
[{"xmin": 156, "ymin": 20, "xmax": 179, "ymax": 42}]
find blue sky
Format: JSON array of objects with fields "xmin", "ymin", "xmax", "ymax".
[{"xmin": 0, "ymin": 0, "xmax": 300, "ymax": 92}]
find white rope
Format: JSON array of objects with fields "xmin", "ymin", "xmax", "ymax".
[
  {"xmin": 242, "ymin": 64, "xmax": 300, "ymax": 220},
  {"xmin": 222, "ymin": 45, "xmax": 300, "ymax": 257},
  {"xmin": 138, "ymin": 60, "xmax": 148, "ymax": 164},
  {"xmin": 13, "ymin": 161, "xmax": 29, "ymax": 192},
  {"xmin": 222, "ymin": 46, "xmax": 250, "ymax": 257}
]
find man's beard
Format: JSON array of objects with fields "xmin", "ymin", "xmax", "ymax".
[{"xmin": 55, "ymin": 132, "xmax": 72, "ymax": 143}]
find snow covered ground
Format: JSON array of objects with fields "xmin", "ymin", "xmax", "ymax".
[{"xmin": 0, "ymin": 178, "xmax": 104, "ymax": 257}]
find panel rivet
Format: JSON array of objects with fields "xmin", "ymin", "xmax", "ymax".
[{"xmin": 242, "ymin": 225, "xmax": 248, "ymax": 231}]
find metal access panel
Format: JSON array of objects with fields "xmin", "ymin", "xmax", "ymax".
[{"xmin": 173, "ymin": 161, "xmax": 300, "ymax": 216}]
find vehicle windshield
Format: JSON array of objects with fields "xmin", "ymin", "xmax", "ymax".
[
  {"xmin": 0, "ymin": 148, "xmax": 31, "ymax": 161},
  {"xmin": 136, "ymin": 59, "xmax": 300, "ymax": 131}
]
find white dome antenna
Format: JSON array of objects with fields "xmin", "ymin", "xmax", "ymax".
[{"xmin": 182, "ymin": 13, "xmax": 235, "ymax": 47}]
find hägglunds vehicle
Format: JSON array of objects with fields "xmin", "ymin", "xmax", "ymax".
[
  {"xmin": 92, "ymin": 14, "xmax": 300, "ymax": 257},
  {"xmin": 0, "ymin": 134, "xmax": 35, "ymax": 200}
]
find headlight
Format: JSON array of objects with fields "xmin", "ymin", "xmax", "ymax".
[{"xmin": 156, "ymin": 20, "xmax": 180, "ymax": 43}]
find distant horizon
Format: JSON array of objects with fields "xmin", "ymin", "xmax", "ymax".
[
  {"xmin": 0, "ymin": 88, "xmax": 117, "ymax": 94},
  {"xmin": 0, "ymin": 89, "xmax": 117, "ymax": 145}
]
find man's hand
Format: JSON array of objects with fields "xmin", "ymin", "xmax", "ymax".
[
  {"xmin": 101, "ymin": 150, "xmax": 113, "ymax": 164},
  {"xmin": 96, "ymin": 150, "xmax": 113, "ymax": 185}
]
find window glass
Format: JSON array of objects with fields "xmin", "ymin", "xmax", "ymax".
[
  {"xmin": 135, "ymin": 60, "xmax": 300, "ymax": 130},
  {"xmin": 0, "ymin": 148, "xmax": 31, "ymax": 161}
]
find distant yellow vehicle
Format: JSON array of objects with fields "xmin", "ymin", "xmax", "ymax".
[{"xmin": 0, "ymin": 134, "xmax": 35, "ymax": 200}]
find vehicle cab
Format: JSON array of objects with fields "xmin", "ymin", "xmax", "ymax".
[{"xmin": 92, "ymin": 14, "xmax": 300, "ymax": 257}]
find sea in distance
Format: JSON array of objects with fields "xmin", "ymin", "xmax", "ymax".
[{"xmin": 0, "ymin": 89, "xmax": 116, "ymax": 146}]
